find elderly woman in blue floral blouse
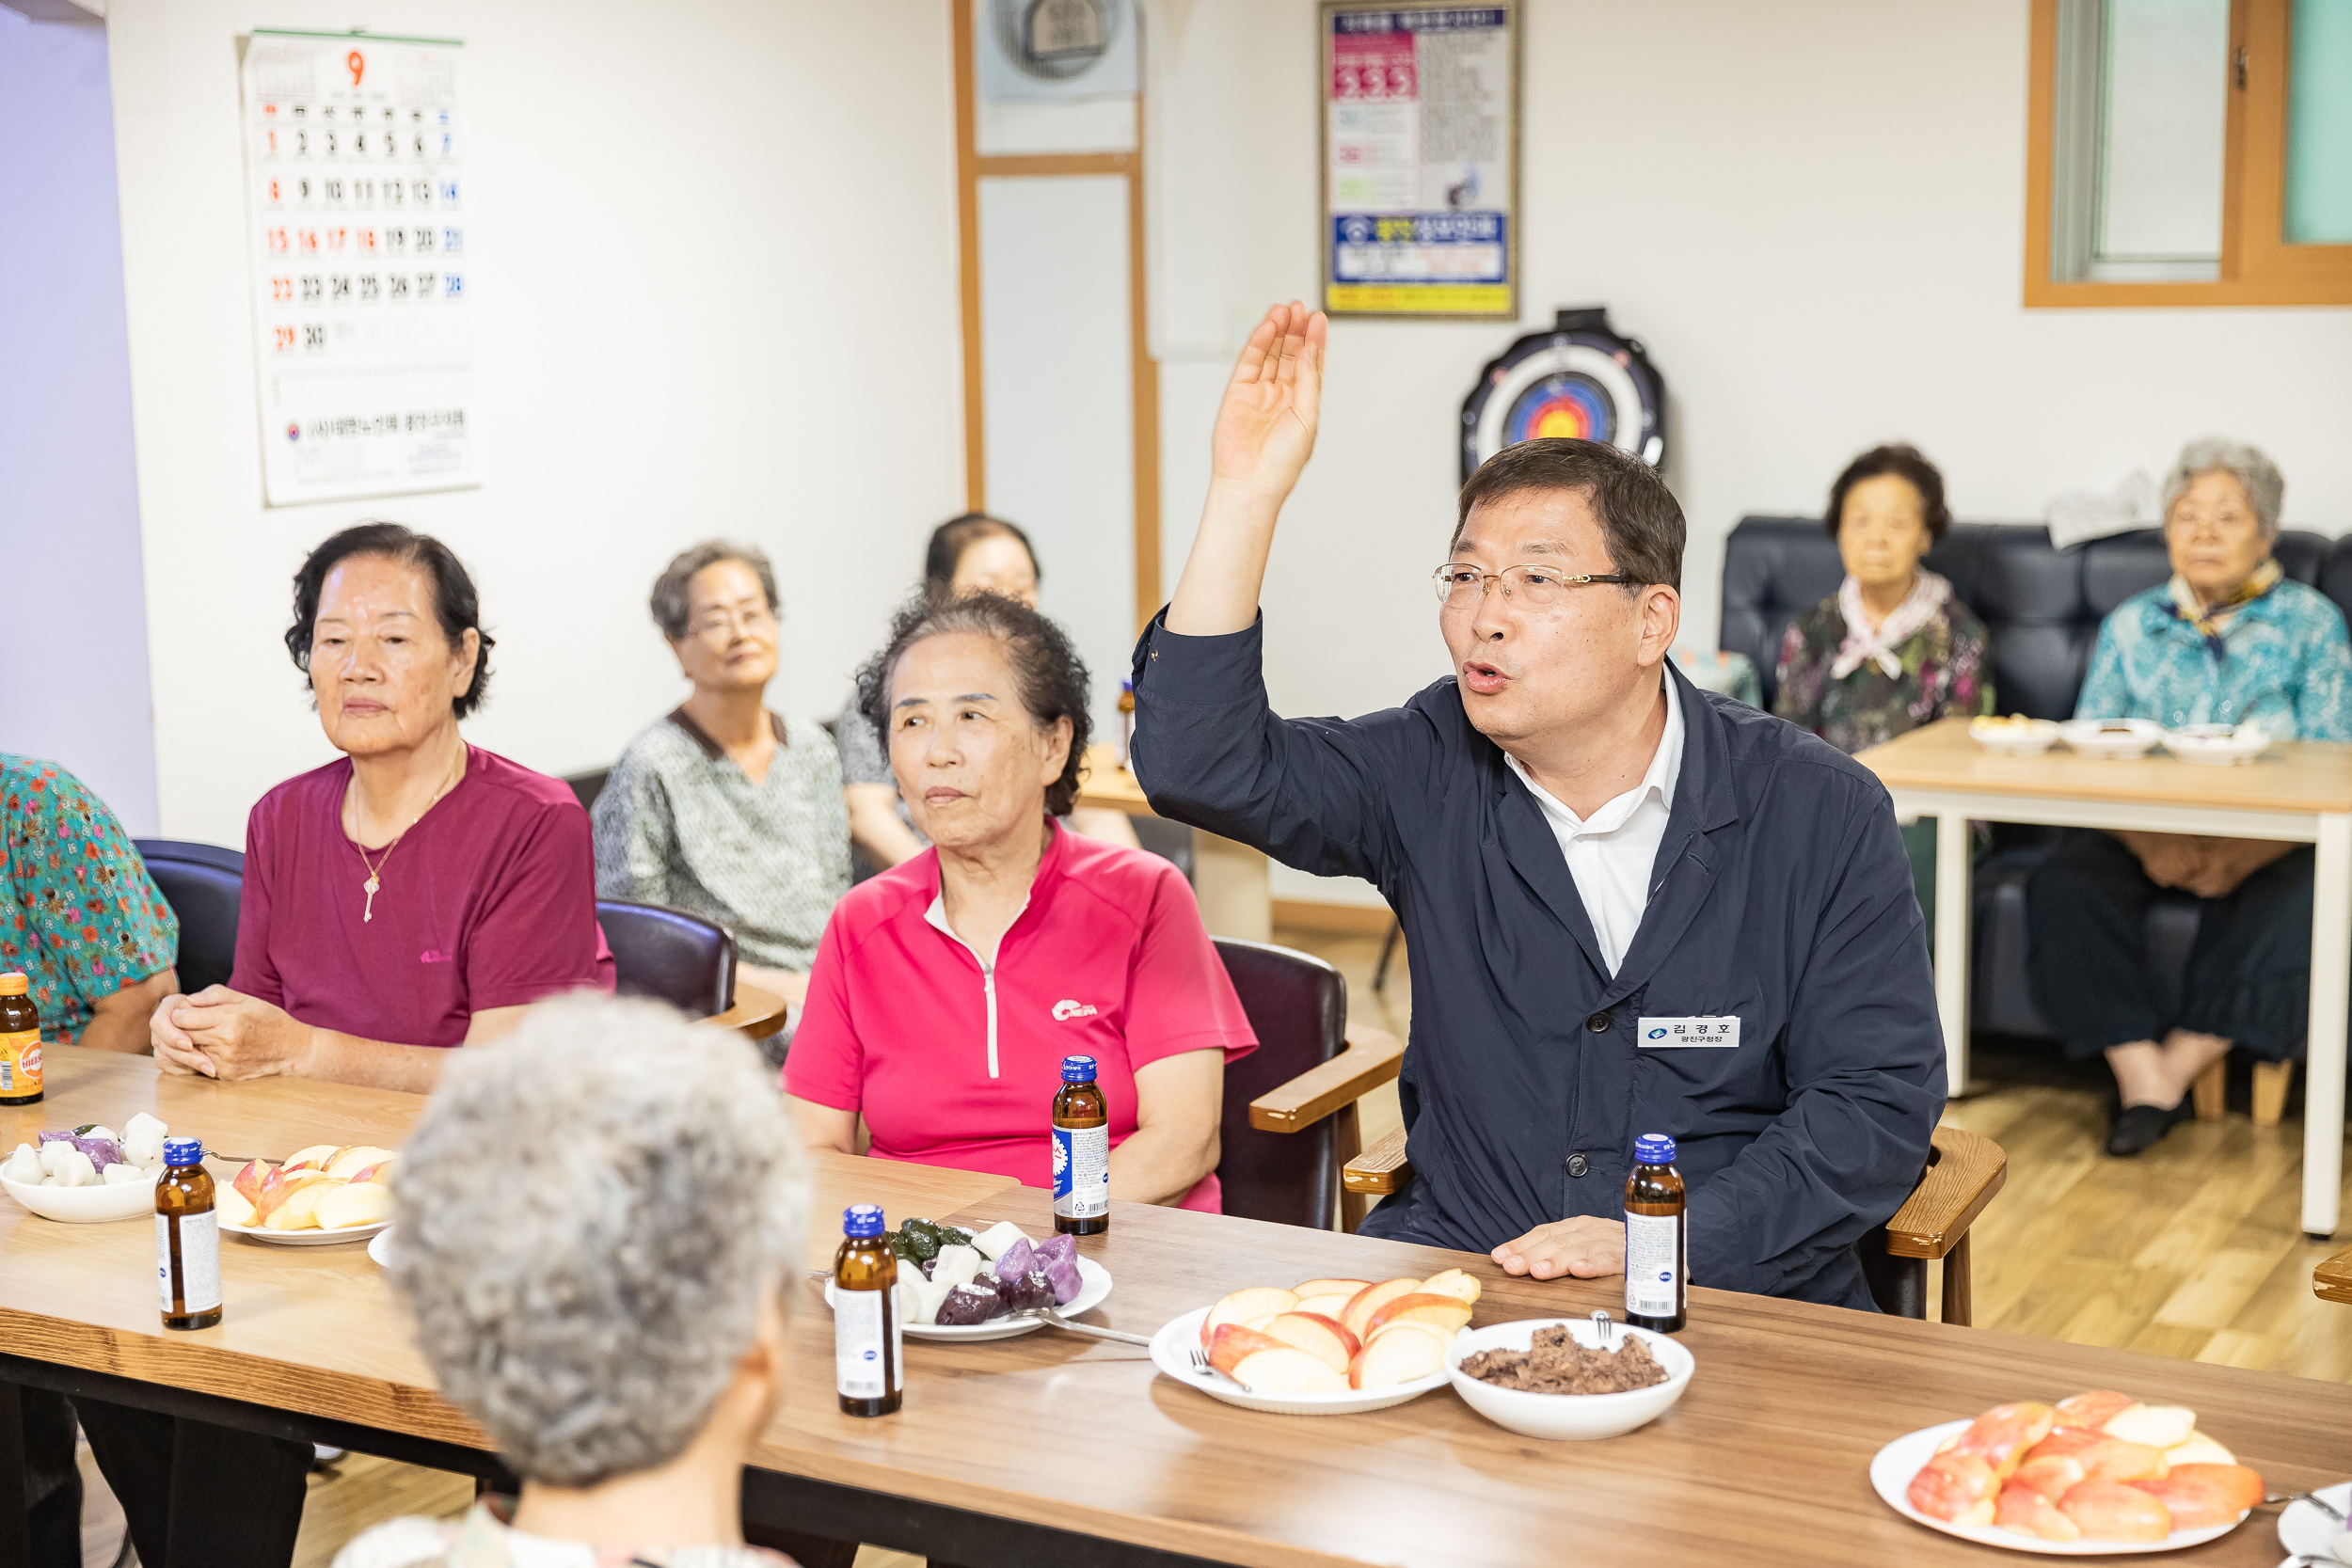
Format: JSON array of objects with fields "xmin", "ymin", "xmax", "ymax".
[{"xmin": 2028, "ymin": 438, "xmax": 2352, "ymax": 1156}]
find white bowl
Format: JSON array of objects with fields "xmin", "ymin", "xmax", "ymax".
[
  {"xmin": 2163, "ymin": 723, "xmax": 2272, "ymax": 766},
  {"xmin": 1444, "ymin": 1318, "xmax": 1693, "ymax": 1440},
  {"xmin": 0, "ymin": 1168, "xmax": 156, "ymax": 1223},
  {"xmin": 1970, "ymin": 718, "xmax": 2061, "ymax": 756},
  {"xmin": 2058, "ymin": 718, "xmax": 2166, "ymax": 759},
  {"xmin": 1150, "ymin": 1305, "xmax": 1453, "ymax": 1416}
]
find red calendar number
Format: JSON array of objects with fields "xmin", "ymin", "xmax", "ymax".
[
  {"xmin": 267, "ymin": 178, "xmax": 281, "ymax": 203},
  {"xmin": 327, "ymin": 228, "xmax": 347, "ymax": 251},
  {"xmin": 274, "ymin": 325, "xmax": 295, "ymax": 352},
  {"xmin": 267, "ymin": 228, "xmax": 290, "ymax": 253},
  {"xmin": 358, "ymin": 228, "xmax": 376, "ymax": 253},
  {"xmin": 298, "ymin": 229, "xmax": 318, "ymax": 253},
  {"xmin": 347, "ymin": 51, "xmax": 364, "ymax": 87},
  {"xmin": 270, "ymin": 276, "xmax": 293, "ymax": 302}
]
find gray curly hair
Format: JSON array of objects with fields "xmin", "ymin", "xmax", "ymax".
[
  {"xmin": 2163, "ymin": 437, "xmax": 2284, "ymax": 539},
  {"xmin": 649, "ymin": 540, "xmax": 780, "ymax": 642},
  {"xmin": 389, "ymin": 995, "xmax": 809, "ymax": 1486}
]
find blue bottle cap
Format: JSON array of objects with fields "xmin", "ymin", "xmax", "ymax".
[
  {"xmin": 1633, "ymin": 1133, "xmax": 1677, "ymax": 1165},
  {"xmin": 162, "ymin": 1137, "xmax": 204, "ymax": 1168},
  {"xmin": 1061, "ymin": 1054, "xmax": 1098, "ymax": 1084},
  {"xmin": 843, "ymin": 1203, "xmax": 885, "ymax": 1238}
]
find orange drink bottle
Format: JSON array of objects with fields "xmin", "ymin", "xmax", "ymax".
[{"xmin": 0, "ymin": 972, "xmax": 41, "ymax": 1106}]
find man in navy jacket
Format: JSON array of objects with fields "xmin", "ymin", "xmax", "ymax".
[{"xmin": 1132, "ymin": 305, "xmax": 1945, "ymax": 1309}]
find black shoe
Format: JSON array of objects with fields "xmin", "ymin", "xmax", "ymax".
[{"xmin": 2106, "ymin": 1095, "xmax": 2192, "ymax": 1156}]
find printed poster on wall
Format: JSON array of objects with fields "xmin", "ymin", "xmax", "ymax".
[
  {"xmin": 1320, "ymin": 4, "xmax": 1519, "ymax": 319},
  {"xmin": 239, "ymin": 29, "xmax": 474, "ymax": 505}
]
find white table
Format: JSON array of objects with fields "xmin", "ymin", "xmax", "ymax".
[{"xmin": 1857, "ymin": 717, "xmax": 2349, "ymax": 1239}]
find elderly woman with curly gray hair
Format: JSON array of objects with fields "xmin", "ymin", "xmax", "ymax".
[
  {"xmin": 2028, "ymin": 438, "xmax": 2352, "ymax": 1156},
  {"xmin": 333, "ymin": 994, "xmax": 812, "ymax": 1568}
]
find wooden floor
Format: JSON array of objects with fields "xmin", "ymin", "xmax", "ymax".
[{"xmin": 190, "ymin": 921, "xmax": 2341, "ymax": 1568}]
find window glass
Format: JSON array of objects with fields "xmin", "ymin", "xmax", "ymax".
[
  {"xmin": 2285, "ymin": 0, "xmax": 2352, "ymax": 244},
  {"xmin": 2094, "ymin": 0, "xmax": 2229, "ymax": 266}
]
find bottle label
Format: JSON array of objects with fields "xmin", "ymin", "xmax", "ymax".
[
  {"xmin": 1053, "ymin": 1123, "xmax": 1109, "ymax": 1218},
  {"xmin": 0, "ymin": 1028, "xmax": 40, "ymax": 1095},
  {"xmin": 157, "ymin": 1211, "xmax": 221, "ymax": 1314},
  {"xmin": 833, "ymin": 1286, "xmax": 898, "ymax": 1401},
  {"xmin": 1624, "ymin": 1212, "xmax": 1681, "ymax": 1318}
]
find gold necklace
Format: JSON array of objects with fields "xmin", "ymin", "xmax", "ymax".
[{"xmin": 350, "ymin": 748, "xmax": 466, "ymax": 922}]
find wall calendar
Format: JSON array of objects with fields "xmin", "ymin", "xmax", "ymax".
[{"xmin": 239, "ymin": 29, "xmax": 473, "ymax": 506}]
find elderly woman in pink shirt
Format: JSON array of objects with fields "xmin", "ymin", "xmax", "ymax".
[
  {"xmin": 786, "ymin": 594, "xmax": 1255, "ymax": 1211},
  {"xmin": 147, "ymin": 523, "xmax": 613, "ymax": 1092}
]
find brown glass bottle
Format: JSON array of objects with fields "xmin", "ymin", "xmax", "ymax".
[
  {"xmin": 1623, "ymin": 1133, "xmax": 1687, "ymax": 1333},
  {"xmin": 833, "ymin": 1204, "xmax": 900, "ymax": 1416},
  {"xmin": 156, "ymin": 1137, "xmax": 222, "ymax": 1330},
  {"xmin": 0, "ymin": 972, "xmax": 41, "ymax": 1106},
  {"xmin": 1052, "ymin": 1053, "xmax": 1108, "ymax": 1235}
]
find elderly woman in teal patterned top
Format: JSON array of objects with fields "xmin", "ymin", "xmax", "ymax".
[
  {"xmin": 2028, "ymin": 438, "xmax": 2352, "ymax": 1157},
  {"xmin": 0, "ymin": 754, "xmax": 179, "ymax": 1053}
]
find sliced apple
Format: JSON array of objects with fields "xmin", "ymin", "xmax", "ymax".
[
  {"xmin": 263, "ymin": 1175, "xmax": 343, "ymax": 1230},
  {"xmin": 2164, "ymin": 1433, "xmax": 2234, "ymax": 1468},
  {"xmin": 323, "ymin": 1146, "xmax": 397, "ymax": 1180},
  {"xmin": 1348, "ymin": 1323, "xmax": 1450, "ymax": 1389},
  {"xmin": 1200, "ymin": 1288, "xmax": 1300, "ymax": 1349},
  {"xmin": 1362, "ymin": 1293, "xmax": 1474, "ymax": 1340},
  {"xmin": 1260, "ymin": 1312, "xmax": 1359, "ymax": 1373},
  {"xmin": 1230, "ymin": 1346, "xmax": 1348, "ymax": 1394},
  {"xmin": 2056, "ymin": 1480, "xmax": 2170, "ymax": 1543},
  {"xmin": 215, "ymin": 1185, "xmax": 257, "ymax": 1228},
  {"xmin": 279, "ymin": 1144, "xmax": 343, "ymax": 1173},
  {"xmin": 1994, "ymin": 1481, "xmax": 2082, "ymax": 1542},
  {"xmin": 1338, "ymin": 1277, "xmax": 1422, "ymax": 1338},
  {"xmin": 1294, "ymin": 1292, "xmax": 1358, "ymax": 1322},
  {"xmin": 1367, "ymin": 1318, "xmax": 1459, "ymax": 1352},
  {"xmin": 1416, "ymin": 1267, "xmax": 1482, "ymax": 1306},
  {"xmin": 231, "ymin": 1159, "xmax": 274, "ymax": 1207},
  {"xmin": 252, "ymin": 1168, "xmax": 334, "ymax": 1226},
  {"xmin": 1290, "ymin": 1277, "xmax": 1371, "ymax": 1299},
  {"xmin": 346, "ymin": 1162, "xmax": 394, "ymax": 1186},
  {"xmin": 1206, "ymin": 1323, "xmax": 1291, "ymax": 1379},
  {"xmin": 2054, "ymin": 1390, "xmax": 2137, "ymax": 1430},
  {"xmin": 2100, "ymin": 1403, "xmax": 2195, "ymax": 1450},
  {"xmin": 314, "ymin": 1180, "xmax": 392, "ymax": 1230}
]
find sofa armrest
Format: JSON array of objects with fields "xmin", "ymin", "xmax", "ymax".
[
  {"xmin": 1883, "ymin": 1124, "xmax": 2007, "ymax": 1261},
  {"xmin": 1247, "ymin": 1024, "xmax": 1404, "ymax": 1133},
  {"xmin": 1341, "ymin": 1123, "xmax": 1412, "ymax": 1196}
]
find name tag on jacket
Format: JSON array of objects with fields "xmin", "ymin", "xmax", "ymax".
[{"xmin": 1638, "ymin": 1016, "xmax": 1740, "ymax": 1048}]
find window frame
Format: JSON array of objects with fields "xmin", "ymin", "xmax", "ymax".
[{"xmin": 2025, "ymin": 0, "xmax": 2352, "ymax": 306}]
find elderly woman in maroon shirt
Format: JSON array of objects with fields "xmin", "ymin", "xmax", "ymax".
[{"xmin": 147, "ymin": 523, "xmax": 613, "ymax": 1092}]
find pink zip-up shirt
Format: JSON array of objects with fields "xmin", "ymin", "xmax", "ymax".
[{"xmin": 785, "ymin": 823, "xmax": 1256, "ymax": 1212}]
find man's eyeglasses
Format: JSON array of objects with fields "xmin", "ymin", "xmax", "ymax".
[
  {"xmin": 686, "ymin": 604, "xmax": 776, "ymax": 640},
  {"xmin": 1432, "ymin": 563, "xmax": 1633, "ymax": 610}
]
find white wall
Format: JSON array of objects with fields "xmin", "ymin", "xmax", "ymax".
[
  {"xmin": 1, "ymin": 8, "xmax": 161, "ymax": 834},
  {"xmin": 104, "ymin": 0, "xmax": 967, "ymax": 847},
  {"xmin": 1142, "ymin": 0, "xmax": 2352, "ymax": 907}
]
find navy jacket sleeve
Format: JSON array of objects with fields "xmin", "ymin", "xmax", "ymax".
[
  {"xmin": 1130, "ymin": 610, "xmax": 1444, "ymax": 895},
  {"xmin": 1685, "ymin": 762, "xmax": 1947, "ymax": 1299}
]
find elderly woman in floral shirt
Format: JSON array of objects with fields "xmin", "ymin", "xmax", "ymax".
[
  {"xmin": 1774, "ymin": 445, "xmax": 1994, "ymax": 918},
  {"xmin": 2030, "ymin": 438, "xmax": 2352, "ymax": 1156}
]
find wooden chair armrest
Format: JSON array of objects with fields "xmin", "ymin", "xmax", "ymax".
[
  {"xmin": 1248, "ymin": 1024, "xmax": 1404, "ymax": 1133},
  {"xmin": 1883, "ymin": 1124, "xmax": 2006, "ymax": 1261},
  {"xmin": 1342, "ymin": 1123, "xmax": 1412, "ymax": 1196},
  {"xmin": 701, "ymin": 984, "xmax": 789, "ymax": 1043},
  {"xmin": 2316, "ymin": 1245, "xmax": 2352, "ymax": 1306}
]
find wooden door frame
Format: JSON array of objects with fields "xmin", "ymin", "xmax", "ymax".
[{"xmin": 951, "ymin": 0, "xmax": 1162, "ymax": 636}]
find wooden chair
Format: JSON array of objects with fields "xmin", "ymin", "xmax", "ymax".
[
  {"xmin": 2190, "ymin": 1056, "xmax": 2297, "ymax": 1126},
  {"xmin": 1343, "ymin": 1121, "xmax": 2006, "ymax": 1324},
  {"xmin": 1214, "ymin": 938, "xmax": 1403, "ymax": 1231}
]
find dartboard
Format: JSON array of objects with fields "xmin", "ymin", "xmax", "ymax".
[{"xmin": 1460, "ymin": 307, "xmax": 1668, "ymax": 482}]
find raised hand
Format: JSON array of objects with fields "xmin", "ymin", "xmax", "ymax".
[{"xmin": 1209, "ymin": 301, "xmax": 1327, "ymax": 503}]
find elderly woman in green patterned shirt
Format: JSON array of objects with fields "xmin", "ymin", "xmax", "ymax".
[{"xmin": 593, "ymin": 543, "xmax": 850, "ymax": 1031}]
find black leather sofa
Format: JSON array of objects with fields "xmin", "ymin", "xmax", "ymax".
[{"xmin": 1719, "ymin": 517, "xmax": 2347, "ymax": 1041}]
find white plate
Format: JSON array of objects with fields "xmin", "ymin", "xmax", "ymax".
[
  {"xmin": 1149, "ymin": 1305, "xmax": 1451, "ymax": 1416},
  {"xmin": 2059, "ymin": 719, "xmax": 2167, "ymax": 759},
  {"xmin": 222, "ymin": 1216, "xmax": 391, "ymax": 1246},
  {"xmin": 2163, "ymin": 724, "xmax": 2273, "ymax": 766},
  {"xmin": 2278, "ymin": 1481, "xmax": 2352, "ymax": 1563},
  {"xmin": 368, "ymin": 1227, "xmax": 397, "ymax": 1269},
  {"xmin": 824, "ymin": 1255, "xmax": 1113, "ymax": 1341},
  {"xmin": 1870, "ymin": 1420, "xmax": 2246, "ymax": 1555},
  {"xmin": 1972, "ymin": 718, "xmax": 2062, "ymax": 756},
  {"xmin": 0, "ymin": 1169, "xmax": 157, "ymax": 1223}
]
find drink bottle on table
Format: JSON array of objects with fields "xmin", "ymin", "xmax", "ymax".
[
  {"xmin": 157, "ymin": 1137, "xmax": 222, "ymax": 1330},
  {"xmin": 1053, "ymin": 1053, "xmax": 1108, "ymax": 1236},
  {"xmin": 0, "ymin": 971, "xmax": 40, "ymax": 1106},
  {"xmin": 1624, "ymin": 1132, "xmax": 1687, "ymax": 1334},
  {"xmin": 834, "ymin": 1203, "xmax": 901, "ymax": 1417}
]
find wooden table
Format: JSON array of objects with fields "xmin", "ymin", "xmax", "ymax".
[
  {"xmin": 1856, "ymin": 717, "xmax": 2352, "ymax": 1239},
  {"xmin": 1079, "ymin": 743, "xmax": 1274, "ymax": 943},
  {"xmin": 2320, "ymin": 1245, "xmax": 2352, "ymax": 1306},
  {"xmin": 9, "ymin": 1051, "xmax": 2352, "ymax": 1566}
]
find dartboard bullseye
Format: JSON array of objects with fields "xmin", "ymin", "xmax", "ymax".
[{"xmin": 1460, "ymin": 307, "xmax": 1668, "ymax": 482}]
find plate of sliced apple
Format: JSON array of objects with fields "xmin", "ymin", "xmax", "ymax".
[
  {"xmin": 1151, "ymin": 1269, "xmax": 1479, "ymax": 1416},
  {"xmin": 217, "ymin": 1144, "xmax": 398, "ymax": 1244}
]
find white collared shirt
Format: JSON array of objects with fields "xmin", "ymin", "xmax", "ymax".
[{"xmin": 1504, "ymin": 679, "xmax": 1685, "ymax": 976}]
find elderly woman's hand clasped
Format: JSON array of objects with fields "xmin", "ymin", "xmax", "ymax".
[{"xmin": 150, "ymin": 987, "xmax": 316, "ymax": 1080}]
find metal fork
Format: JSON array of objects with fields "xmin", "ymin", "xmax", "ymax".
[
  {"xmin": 1026, "ymin": 1304, "xmax": 1152, "ymax": 1347},
  {"xmin": 2267, "ymin": 1490, "xmax": 2351, "ymax": 1525}
]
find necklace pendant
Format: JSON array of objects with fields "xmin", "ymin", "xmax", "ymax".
[{"xmin": 363, "ymin": 875, "xmax": 380, "ymax": 923}]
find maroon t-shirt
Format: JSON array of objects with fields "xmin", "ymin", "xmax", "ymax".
[{"xmin": 231, "ymin": 746, "xmax": 615, "ymax": 1048}]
